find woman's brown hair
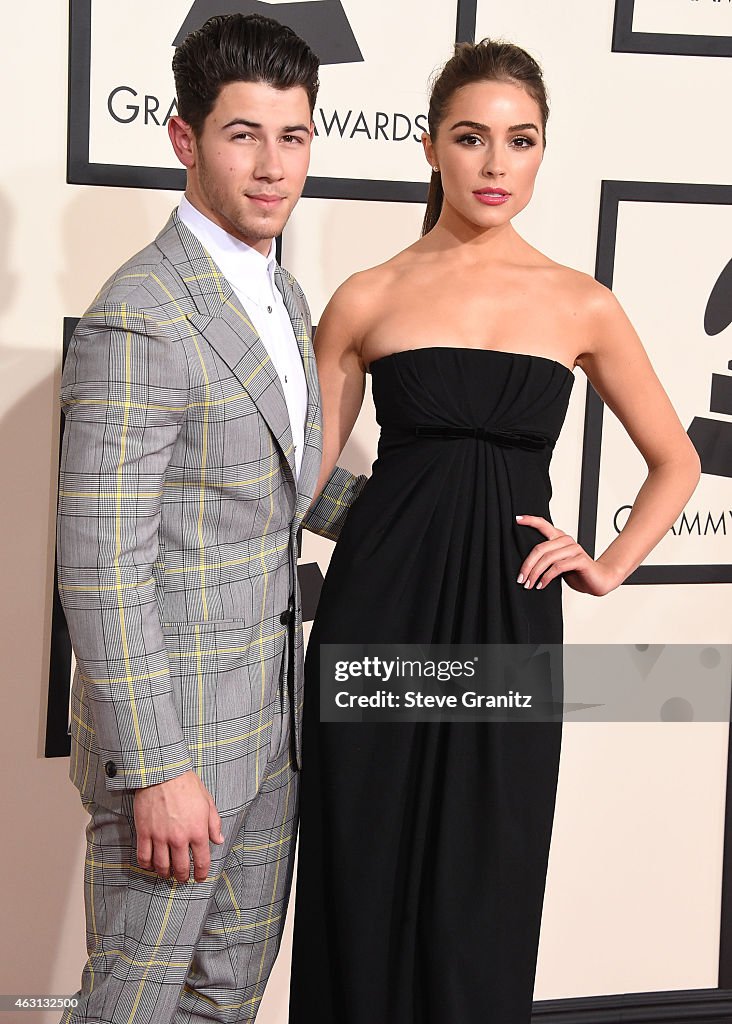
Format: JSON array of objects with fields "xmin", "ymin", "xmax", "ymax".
[{"xmin": 422, "ymin": 39, "xmax": 549, "ymax": 236}]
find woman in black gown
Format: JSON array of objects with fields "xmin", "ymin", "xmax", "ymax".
[{"xmin": 288, "ymin": 38, "xmax": 701, "ymax": 1024}]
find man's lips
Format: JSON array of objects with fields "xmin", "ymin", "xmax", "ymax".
[{"xmin": 247, "ymin": 194, "xmax": 286, "ymax": 207}]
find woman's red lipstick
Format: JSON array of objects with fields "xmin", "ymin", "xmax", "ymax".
[{"xmin": 473, "ymin": 187, "xmax": 511, "ymax": 206}]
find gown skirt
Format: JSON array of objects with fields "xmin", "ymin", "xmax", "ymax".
[{"xmin": 288, "ymin": 347, "xmax": 575, "ymax": 1024}]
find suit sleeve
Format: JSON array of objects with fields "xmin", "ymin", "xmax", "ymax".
[
  {"xmin": 301, "ymin": 465, "xmax": 368, "ymax": 541},
  {"xmin": 56, "ymin": 304, "xmax": 194, "ymax": 791}
]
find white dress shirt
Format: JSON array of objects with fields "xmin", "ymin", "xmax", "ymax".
[{"xmin": 178, "ymin": 194, "xmax": 308, "ymax": 480}]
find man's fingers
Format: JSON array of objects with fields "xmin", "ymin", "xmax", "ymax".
[
  {"xmin": 190, "ymin": 836, "xmax": 213, "ymax": 882},
  {"xmin": 152, "ymin": 841, "xmax": 172, "ymax": 880},
  {"xmin": 169, "ymin": 841, "xmax": 193, "ymax": 884},
  {"xmin": 208, "ymin": 800, "xmax": 225, "ymax": 845},
  {"xmin": 137, "ymin": 833, "xmax": 153, "ymax": 870}
]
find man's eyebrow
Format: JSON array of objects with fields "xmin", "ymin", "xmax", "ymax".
[
  {"xmin": 222, "ymin": 118, "xmax": 260, "ymax": 130},
  {"xmin": 221, "ymin": 117, "xmax": 310, "ymax": 132},
  {"xmin": 448, "ymin": 120, "xmax": 539, "ymax": 133}
]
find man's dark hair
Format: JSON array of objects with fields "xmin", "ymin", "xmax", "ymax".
[{"xmin": 172, "ymin": 13, "xmax": 320, "ymax": 135}]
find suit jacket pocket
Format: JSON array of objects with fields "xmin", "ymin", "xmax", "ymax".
[{"xmin": 162, "ymin": 617, "xmax": 248, "ymax": 633}]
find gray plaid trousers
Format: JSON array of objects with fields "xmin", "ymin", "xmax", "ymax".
[{"xmin": 62, "ymin": 742, "xmax": 298, "ymax": 1024}]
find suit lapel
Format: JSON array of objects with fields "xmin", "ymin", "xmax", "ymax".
[
  {"xmin": 155, "ymin": 210, "xmax": 321, "ymax": 496},
  {"xmin": 197, "ymin": 290, "xmax": 299, "ymax": 488}
]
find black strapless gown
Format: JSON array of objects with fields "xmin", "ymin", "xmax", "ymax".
[{"xmin": 289, "ymin": 347, "xmax": 575, "ymax": 1024}]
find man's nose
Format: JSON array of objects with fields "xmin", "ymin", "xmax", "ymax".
[{"xmin": 254, "ymin": 140, "xmax": 285, "ymax": 180}]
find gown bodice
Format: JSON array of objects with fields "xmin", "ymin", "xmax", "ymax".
[{"xmin": 318, "ymin": 345, "xmax": 576, "ymax": 645}]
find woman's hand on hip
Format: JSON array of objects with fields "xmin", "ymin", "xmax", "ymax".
[{"xmin": 514, "ymin": 514, "xmax": 622, "ymax": 597}]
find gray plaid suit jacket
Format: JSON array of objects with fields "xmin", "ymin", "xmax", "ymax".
[{"xmin": 57, "ymin": 209, "xmax": 366, "ymax": 816}]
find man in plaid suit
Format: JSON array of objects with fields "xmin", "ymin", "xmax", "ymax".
[{"xmin": 57, "ymin": 14, "xmax": 363, "ymax": 1023}]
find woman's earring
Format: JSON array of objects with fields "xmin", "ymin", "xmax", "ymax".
[{"xmin": 432, "ymin": 166, "xmax": 439, "ymax": 173}]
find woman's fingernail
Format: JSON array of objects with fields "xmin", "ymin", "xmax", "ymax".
[
  {"xmin": 515, "ymin": 515, "xmax": 524, "ymax": 521},
  {"xmin": 517, "ymin": 573, "xmax": 524, "ymax": 584}
]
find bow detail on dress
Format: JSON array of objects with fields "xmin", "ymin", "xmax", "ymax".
[{"xmin": 412, "ymin": 424, "xmax": 551, "ymax": 451}]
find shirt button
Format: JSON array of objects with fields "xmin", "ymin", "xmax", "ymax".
[{"xmin": 267, "ymin": 305, "xmax": 273, "ymax": 313}]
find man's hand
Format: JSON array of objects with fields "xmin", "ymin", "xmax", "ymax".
[{"xmin": 133, "ymin": 770, "xmax": 225, "ymax": 883}]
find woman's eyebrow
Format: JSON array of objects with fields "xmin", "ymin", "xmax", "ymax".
[{"xmin": 448, "ymin": 120, "xmax": 539, "ymax": 132}]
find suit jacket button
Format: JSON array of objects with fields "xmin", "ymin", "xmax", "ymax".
[
  {"xmin": 280, "ymin": 609, "xmax": 291, "ymax": 625},
  {"xmin": 104, "ymin": 760, "xmax": 118, "ymax": 778}
]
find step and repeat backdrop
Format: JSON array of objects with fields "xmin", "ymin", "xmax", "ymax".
[
  {"xmin": 22, "ymin": 0, "xmax": 732, "ymax": 1019},
  {"xmin": 68, "ymin": 0, "xmax": 456, "ymax": 197}
]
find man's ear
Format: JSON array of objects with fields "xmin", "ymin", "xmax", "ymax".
[{"xmin": 168, "ymin": 116, "xmax": 197, "ymax": 169}]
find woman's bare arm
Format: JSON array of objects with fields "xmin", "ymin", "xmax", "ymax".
[
  {"xmin": 517, "ymin": 279, "xmax": 701, "ymax": 595},
  {"xmin": 310, "ymin": 273, "xmax": 373, "ymax": 499},
  {"xmin": 578, "ymin": 282, "xmax": 701, "ymax": 585}
]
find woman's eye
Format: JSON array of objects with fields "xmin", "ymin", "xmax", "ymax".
[
  {"xmin": 456, "ymin": 133, "xmax": 482, "ymax": 145},
  {"xmin": 511, "ymin": 136, "xmax": 535, "ymax": 148}
]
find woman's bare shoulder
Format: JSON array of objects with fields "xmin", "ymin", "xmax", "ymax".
[
  {"xmin": 534, "ymin": 253, "xmax": 612, "ymax": 306},
  {"xmin": 323, "ymin": 250, "xmax": 412, "ymax": 324},
  {"xmin": 338, "ymin": 251, "xmax": 411, "ymax": 295},
  {"xmin": 315, "ymin": 254, "xmax": 414, "ymax": 367}
]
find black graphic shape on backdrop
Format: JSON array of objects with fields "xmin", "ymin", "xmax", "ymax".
[
  {"xmin": 687, "ymin": 258, "xmax": 732, "ymax": 480},
  {"xmin": 298, "ymin": 560, "xmax": 325, "ymax": 621},
  {"xmin": 174, "ymin": 1, "xmax": 363, "ymax": 65},
  {"xmin": 705, "ymin": 259, "xmax": 732, "ymax": 336},
  {"xmin": 584, "ymin": 179, "xmax": 732, "ymax": 585},
  {"xmin": 612, "ymin": 0, "xmax": 732, "ymax": 58}
]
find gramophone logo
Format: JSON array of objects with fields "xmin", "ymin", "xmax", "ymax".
[
  {"xmin": 174, "ymin": 1, "xmax": 363, "ymax": 64},
  {"xmin": 688, "ymin": 259, "xmax": 732, "ymax": 479}
]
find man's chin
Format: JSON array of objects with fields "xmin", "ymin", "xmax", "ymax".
[
  {"xmin": 233, "ymin": 210, "xmax": 290, "ymax": 242},
  {"xmin": 220, "ymin": 219, "xmax": 280, "ymax": 247}
]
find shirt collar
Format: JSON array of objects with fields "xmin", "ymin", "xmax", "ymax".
[{"xmin": 178, "ymin": 194, "xmax": 277, "ymax": 300}]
